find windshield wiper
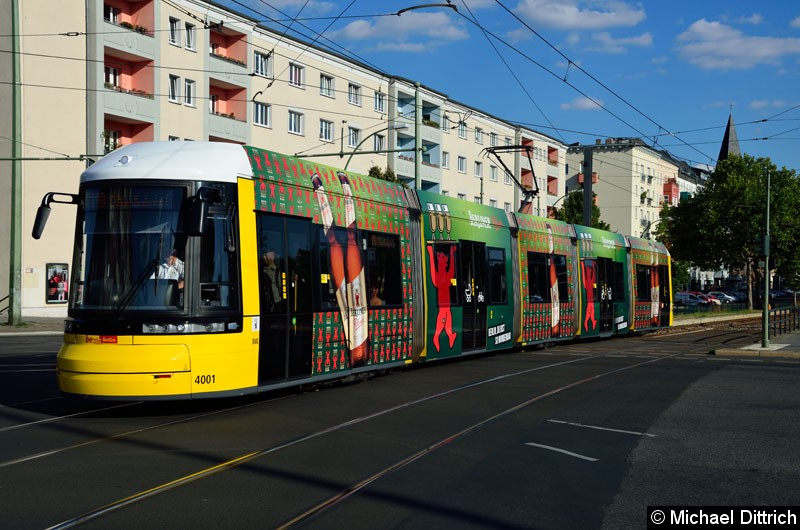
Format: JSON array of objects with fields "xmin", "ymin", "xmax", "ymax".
[{"xmin": 113, "ymin": 258, "xmax": 159, "ymax": 318}]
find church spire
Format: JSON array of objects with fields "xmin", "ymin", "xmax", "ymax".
[{"xmin": 717, "ymin": 113, "xmax": 741, "ymax": 162}]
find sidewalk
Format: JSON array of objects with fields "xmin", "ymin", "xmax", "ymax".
[
  {"xmin": 675, "ymin": 313, "xmax": 800, "ymax": 359},
  {"xmin": 0, "ymin": 316, "xmax": 64, "ymax": 337}
]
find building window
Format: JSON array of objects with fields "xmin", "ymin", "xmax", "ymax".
[
  {"xmin": 320, "ymin": 74, "xmax": 334, "ymax": 97},
  {"xmin": 104, "ymin": 5, "xmax": 119, "ymax": 24},
  {"xmin": 474, "ymin": 161, "xmax": 483, "ymax": 178},
  {"xmin": 475, "ymin": 127, "xmax": 483, "ymax": 144},
  {"xmin": 104, "ymin": 66, "xmax": 119, "ymax": 87},
  {"xmin": 254, "ymin": 102, "xmax": 271, "ymax": 127},
  {"xmin": 185, "ymin": 23, "xmax": 195, "ymax": 50},
  {"xmin": 442, "ymin": 114, "xmax": 450, "ymax": 131},
  {"xmin": 474, "ymin": 196, "xmax": 482, "ymax": 204},
  {"xmin": 168, "ymin": 74, "xmax": 180, "ymax": 102},
  {"xmin": 209, "ymin": 94, "xmax": 218, "ymax": 113},
  {"xmin": 288, "ymin": 110, "xmax": 304, "ymax": 135},
  {"xmin": 169, "ymin": 18, "xmax": 180, "ymax": 45},
  {"xmin": 490, "ymin": 165, "xmax": 498, "ymax": 182},
  {"xmin": 373, "ymin": 134, "xmax": 385, "ymax": 152},
  {"xmin": 457, "ymin": 156, "xmax": 466, "ymax": 173},
  {"xmin": 489, "ymin": 199, "xmax": 497, "ymax": 208},
  {"xmin": 458, "ymin": 121, "xmax": 467, "ymax": 139},
  {"xmin": 319, "ymin": 119, "xmax": 334, "ymax": 142},
  {"xmin": 168, "ymin": 135, "xmax": 180, "ymax": 141},
  {"xmin": 442, "ymin": 190, "xmax": 449, "ymax": 197},
  {"xmin": 347, "ymin": 126, "xmax": 361, "ymax": 148},
  {"xmin": 504, "ymin": 202, "xmax": 511, "ymax": 212},
  {"xmin": 348, "ymin": 83, "xmax": 361, "ymax": 106},
  {"xmin": 289, "ymin": 63, "xmax": 304, "ymax": 88},
  {"xmin": 374, "ymin": 92, "xmax": 386, "ymax": 113},
  {"xmin": 184, "ymin": 79, "xmax": 195, "ymax": 106},
  {"xmin": 254, "ymin": 51, "xmax": 271, "ymax": 78},
  {"xmin": 490, "ymin": 132, "xmax": 498, "ymax": 147},
  {"xmin": 103, "ymin": 130, "xmax": 120, "ymax": 153},
  {"xmin": 457, "ymin": 193, "xmax": 466, "ymax": 201},
  {"xmin": 504, "ymin": 170, "xmax": 512, "ymax": 185},
  {"xmin": 442, "ymin": 151, "xmax": 450, "ymax": 169}
]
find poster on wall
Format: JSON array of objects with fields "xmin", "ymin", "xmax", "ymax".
[{"xmin": 46, "ymin": 263, "xmax": 68, "ymax": 304}]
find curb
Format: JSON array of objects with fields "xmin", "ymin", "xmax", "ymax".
[{"xmin": 711, "ymin": 347, "xmax": 800, "ymax": 360}]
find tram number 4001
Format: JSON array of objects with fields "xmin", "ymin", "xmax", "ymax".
[{"xmin": 195, "ymin": 374, "xmax": 216, "ymax": 385}]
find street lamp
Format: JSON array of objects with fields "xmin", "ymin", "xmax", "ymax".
[{"xmin": 344, "ymin": 124, "xmax": 408, "ymax": 170}]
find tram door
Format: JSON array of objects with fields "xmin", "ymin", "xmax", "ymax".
[
  {"xmin": 597, "ymin": 257, "xmax": 615, "ymax": 334},
  {"xmin": 460, "ymin": 241, "xmax": 487, "ymax": 351},
  {"xmin": 658, "ymin": 265, "xmax": 670, "ymax": 326},
  {"xmin": 256, "ymin": 215, "xmax": 314, "ymax": 383}
]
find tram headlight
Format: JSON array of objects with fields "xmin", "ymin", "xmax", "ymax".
[{"xmin": 142, "ymin": 322, "xmax": 228, "ymax": 334}]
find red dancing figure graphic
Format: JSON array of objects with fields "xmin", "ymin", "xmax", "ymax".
[
  {"xmin": 311, "ymin": 171, "xmax": 369, "ymax": 367},
  {"xmin": 427, "ymin": 244, "xmax": 457, "ymax": 352},
  {"xmin": 581, "ymin": 260, "xmax": 597, "ymax": 332}
]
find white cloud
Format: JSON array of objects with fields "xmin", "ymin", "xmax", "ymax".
[
  {"xmin": 738, "ymin": 13, "xmax": 763, "ymax": 25},
  {"xmin": 749, "ymin": 99, "xmax": 788, "ymax": 110},
  {"xmin": 560, "ymin": 96, "xmax": 604, "ymax": 111},
  {"xmin": 590, "ymin": 31, "xmax": 652, "ymax": 53},
  {"xmin": 329, "ymin": 11, "xmax": 468, "ymax": 50},
  {"xmin": 791, "ymin": 16, "xmax": 800, "ymax": 28},
  {"xmin": 676, "ymin": 19, "xmax": 800, "ymax": 70},
  {"xmin": 514, "ymin": 0, "xmax": 646, "ymax": 31}
]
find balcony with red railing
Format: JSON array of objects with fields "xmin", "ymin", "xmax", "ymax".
[
  {"xmin": 578, "ymin": 172, "xmax": 599, "ymax": 184},
  {"xmin": 547, "ymin": 146, "xmax": 559, "ymax": 166},
  {"xmin": 103, "ymin": 0, "xmax": 155, "ymax": 37},
  {"xmin": 102, "ymin": 118, "xmax": 154, "ymax": 153},
  {"xmin": 209, "ymin": 28, "xmax": 247, "ymax": 67}
]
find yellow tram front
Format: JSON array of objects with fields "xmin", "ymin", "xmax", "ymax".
[{"xmin": 39, "ymin": 142, "xmax": 259, "ymax": 400}]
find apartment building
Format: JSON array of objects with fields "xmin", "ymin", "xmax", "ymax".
[
  {"xmin": 2, "ymin": 0, "xmax": 567, "ymax": 317},
  {"xmin": 565, "ymin": 138, "xmax": 682, "ymax": 237}
]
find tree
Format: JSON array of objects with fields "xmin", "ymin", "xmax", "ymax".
[
  {"xmin": 368, "ymin": 165, "xmax": 405, "ymax": 186},
  {"xmin": 551, "ymin": 190, "xmax": 610, "ymax": 230},
  {"xmin": 655, "ymin": 154, "xmax": 800, "ymax": 308}
]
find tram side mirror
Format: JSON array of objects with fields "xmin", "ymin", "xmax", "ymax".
[
  {"xmin": 184, "ymin": 187, "xmax": 222, "ymax": 236},
  {"xmin": 32, "ymin": 204, "xmax": 51, "ymax": 240},
  {"xmin": 32, "ymin": 192, "xmax": 79, "ymax": 240}
]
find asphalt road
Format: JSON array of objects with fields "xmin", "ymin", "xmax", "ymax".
[{"xmin": 1, "ymin": 328, "xmax": 798, "ymax": 530}]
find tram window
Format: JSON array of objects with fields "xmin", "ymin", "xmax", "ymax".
[
  {"xmin": 614, "ymin": 262, "xmax": 625, "ymax": 302},
  {"xmin": 487, "ymin": 247, "xmax": 507, "ymax": 304},
  {"xmin": 317, "ymin": 227, "xmax": 348, "ymax": 311},
  {"xmin": 553, "ymin": 254, "xmax": 569, "ymax": 301},
  {"xmin": 366, "ymin": 232, "xmax": 402, "ymax": 306},
  {"xmin": 635, "ymin": 265, "xmax": 651, "ymax": 301},
  {"xmin": 198, "ymin": 190, "xmax": 239, "ymax": 309},
  {"xmin": 527, "ymin": 252, "xmax": 549, "ymax": 302}
]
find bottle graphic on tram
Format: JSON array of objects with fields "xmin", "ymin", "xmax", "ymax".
[
  {"xmin": 546, "ymin": 223, "xmax": 560, "ymax": 337},
  {"xmin": 311, "ymin": 172, "xmax": 369, "ymax": 367},
  {"xmin": 338, "ymin": 171, "xmax": 369, "ymax": 367}
]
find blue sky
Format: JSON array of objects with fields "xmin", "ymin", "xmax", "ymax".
[{"xmin": 219, "ymin": 0, "xmax": 800, "ymax": 171}]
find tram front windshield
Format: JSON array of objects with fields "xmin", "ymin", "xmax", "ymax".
[{"xmin": 72, "ymin": 184, "xmax": 188, "ymax": 313}]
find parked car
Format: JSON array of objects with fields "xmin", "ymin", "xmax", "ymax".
[
  {"xmin": 690, "ymin": 291, "xmax": 721, "ymax": 305},
  {"xmin": 675, "ymin": 292, "xmax": 707, "ymax": 306},
  {"xmin": 709, "ymin": 291, "xmax": 736, "ymax": 303}
]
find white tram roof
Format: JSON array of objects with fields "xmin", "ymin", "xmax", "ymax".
[{"xmin": 81, "ymin": 142, "xmax": 253, "ymax": 184}]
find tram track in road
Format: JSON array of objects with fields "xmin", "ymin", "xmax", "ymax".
[
  {"xmin": 38, "ymin": 351, "xmax": 681, "ymax": 530},
  {"xmin": 3, "ymin": 325, "xmax": 777, "ymax": 529}
]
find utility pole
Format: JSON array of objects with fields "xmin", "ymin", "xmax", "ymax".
[
  {"xmin": 414, "ymin": 82, "xmax": 422, "ymax": 190},
  {"xmin": 582, "ymin": 146, "xmax": 593, "ymax": 227},
  {"xmin": 762, "ymin": 168, "xmax": 771, "ymax": 348},
  {"xmin": 9, "ymin": 0, "xmax": 22, "ymax": 325}
]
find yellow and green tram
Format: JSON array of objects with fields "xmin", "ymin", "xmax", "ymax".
[{"xmin": 33, "ymin": 141, "xmax": 671, "ymax": 400}]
